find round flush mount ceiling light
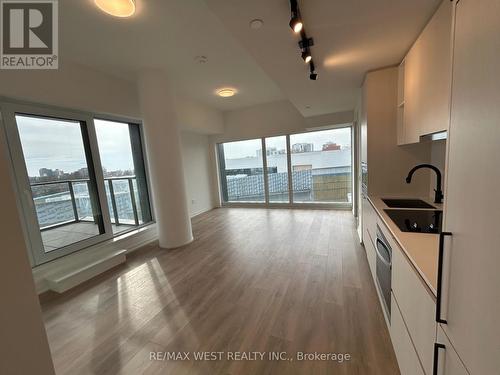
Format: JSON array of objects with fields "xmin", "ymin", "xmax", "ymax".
[
  {"xmin": 94, "ymin": 0, "xmax": 136, "ymax": 18},
  {"xmin": 216, "ymin": 88, "xmax": 237, "ymax": 98}
]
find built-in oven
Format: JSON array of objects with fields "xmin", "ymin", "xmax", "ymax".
[{"xmin": 375, "ymin": 225, "xmax": 392, "ymax": 320}]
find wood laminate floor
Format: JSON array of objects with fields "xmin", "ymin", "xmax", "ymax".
[{"xmin": 41, "ymin": 208, "xmax": 400, "ymax": 375}]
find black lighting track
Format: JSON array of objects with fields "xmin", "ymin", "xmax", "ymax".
[{"xmin": 288, "ymin": 0, "xmax": 318, "ymax": 80}]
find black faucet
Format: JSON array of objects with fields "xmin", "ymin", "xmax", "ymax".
[{"xmin": 406, "ymin": 164, "xmax": 444, "ymax": 204}]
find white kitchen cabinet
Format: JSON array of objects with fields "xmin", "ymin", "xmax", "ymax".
[
  {"xmin": 434, "ymin": 326, "xmax": 468, "ymax": 375},
  {"xmin": 361, "ymin": 68, "xmax": 431, "ymax": 196},
  {"xmin": 438, "ymin": 0, "xmax": 500, "ymax": 373},
  {"xmin": 379, "ymin": 221, "xmax": 436, "ymax": 375},
  {"xmin": 400, "ymin": 0, "xmax": 454, "ymax": 144},
  {"xmin": 390, "ymin": 293, "xmax": 426, "ymax": 375},
  {"xmin": 391, "ymin": 238, "xmax": 436, "ymax": 375}
]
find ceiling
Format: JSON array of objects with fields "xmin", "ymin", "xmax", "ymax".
[
  {"xmin": 60, "ymin": 0, "xmax": 441, "ymax": 116},
  {"xmin": 59, "ymin": 0, "xmax": 285, "ymax": 111},
  {"xmin": 205, "ymin": 0, "xmax": 441, "ymax": 116}
]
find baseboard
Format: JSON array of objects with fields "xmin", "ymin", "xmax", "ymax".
[{"xmin": 190, "ymin": 206, "xmax": 215, "ymax": 218}]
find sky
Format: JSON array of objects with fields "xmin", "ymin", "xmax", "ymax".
[
  {"xmin": 223, "ymin": 127, "xmax": 352, "ymax": 159},
  {"xmin": 16, "ymin": 116, "xmax": 134, "ymax": 178}
]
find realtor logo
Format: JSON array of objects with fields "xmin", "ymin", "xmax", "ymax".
[{"xmin": 1, "ymin": 0, "xmax": 58, "ymax": 69}]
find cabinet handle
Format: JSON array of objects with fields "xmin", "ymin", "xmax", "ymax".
[
  {"xmin": 436, "ymin": 231, "xmax": 452, "ymax": 323},
  {"xmin": 433, "ymin": 343, "xmax": 446, "ymax": 375}
]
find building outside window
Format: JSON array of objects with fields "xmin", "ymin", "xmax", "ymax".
[{"xmin": 218, "ymin": 127, "xmax": 352, "ymax": 205}]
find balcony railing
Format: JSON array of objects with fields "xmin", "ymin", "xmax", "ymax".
[{"xmin": 31, "ymin": 176, "xmax": 140, "ymax": 231}]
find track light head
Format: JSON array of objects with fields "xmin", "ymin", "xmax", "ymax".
[
  {"xmin": 289, "ymin": 0, "xmax": 303, "ymax": 33},
  {"xmin": 309, "ymin": 61, "xmax": 318, "ymax": 80},
  {"xmin": 289, "ymin": 14, "xmax": 303, "ymax": 33},
  {"xmin": 301, "ymin": 49, "xmax": 312, "ymax": 63}
]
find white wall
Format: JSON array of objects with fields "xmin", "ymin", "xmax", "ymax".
[
  {"xmin": 0, "ymin": 62, "xmax": 225, "ymax": 135},
  {"xmin": 181, "ymin": 131, "xmax": 217, "ymax": 217},
  {"xmin": 429, "ymin": 139, "xmax": 447, "ymax": 198},
  {"xmin": 176, "ymin": 95, "xmax": 224, "ymax": 134},
  {"xmin": 211, "ymin": 99, "xmax": 354, "ymax": 143},
  {"xmin": 0, "ymin": 62, "xmax": 140, "ymax": 118}
]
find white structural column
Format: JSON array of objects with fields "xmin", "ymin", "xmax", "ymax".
[{"xmin": 138, "ymin": 71, "xmax": 193, "ymax": 248}]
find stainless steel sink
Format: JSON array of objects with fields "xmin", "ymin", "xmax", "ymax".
[{"xmin": 382, "ymin": 198, "xmax": 436, "ymax": 209}]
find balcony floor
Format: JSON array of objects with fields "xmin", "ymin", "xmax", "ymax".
[{"xmin": 41, "ymin": 221, "xmax": 134, "ymax": 251}]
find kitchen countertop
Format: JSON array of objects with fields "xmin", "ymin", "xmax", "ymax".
[{"xmin": 368, "ymin": 196, "xmax": 442, "ymax": 297}]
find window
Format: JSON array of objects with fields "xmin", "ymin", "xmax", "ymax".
[
  {"xmin": 1, "ymin": 102, "xmax": 153, "ymax": 265},
  {"xmin": 218, "ymin": 138, "xmax": 265, "ymax": 203},
  {"xmin": 15, "ymin": 114, "xmax": 104, "ymax": 253},
  {"xmin": 217, "ymin": 126, "xmax": 353, "ymax": 206},
  {"xmin": 95, "ymin": 119, "xmax": 152, "ymax": 234},
  {"xmin": 290, "ymin": 128, "xmax": 352, "ymax": 203},
  {"xmin": 265, "ymin": 136, "xmax": 289, "ymax": 203}
]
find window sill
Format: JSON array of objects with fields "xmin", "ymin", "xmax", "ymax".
[{"xmin": 32, "ymin": 223, "xmax": 158, "ymax": 294}]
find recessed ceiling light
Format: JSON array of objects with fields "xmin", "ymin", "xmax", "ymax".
[
  {"xmin": 94, "ymin": 0, "xmax": 136, "ymax": 18},
  {"xmin": 216, "ymin": 88, "xmax": 237, "ymax": 98},
  {"xmin": 249, "ymin": 19, "xmax": 264, "ymax": 29}
]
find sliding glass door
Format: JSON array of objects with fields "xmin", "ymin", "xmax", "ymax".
[
  {"xmin": 218, "ymin": 138, "xmax": 265, "ymax": 203},
  {"xmin": 290, "ymin": 128, "xmax": 352, "ymax": 203},
  {"xmin": 1, "ymin": 102, "xmax": 153, "ymax": 265},
  {"xmin": 264, "ymin": 136, "xmax": 289, "ymax": 203},
  {"xmin": 217, "ymin": 126, "xmax": 353, "ymax": 207}
]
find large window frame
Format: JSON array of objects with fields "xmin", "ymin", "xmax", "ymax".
[
  {"xmin": 217, "ymin": 125, "xmax": 354, "ymax": 209},
  {"xmin": 0, "ymin": 100, "xmax": 154, "ymax": 266}
]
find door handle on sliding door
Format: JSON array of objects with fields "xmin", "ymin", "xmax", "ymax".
[{"xmin": 436, "ymin": 231, "xmax": 452, "ymax": 324}]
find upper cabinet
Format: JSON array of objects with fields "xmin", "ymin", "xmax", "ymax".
[{"xmin": 398, "ymin": 0, "xmax": 455, "ymax": 145}]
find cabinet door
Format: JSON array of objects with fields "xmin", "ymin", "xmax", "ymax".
[
  {"xmin": 441, "ymin": 0, "xmax": 500, "ymax": 373},
  {"xmin": 390, "ymin": 293, "xmax": 425, "ymax": 375},
  {"xmin": 391, "ymin": 238, "xmax": 436, "ymax": 375},
  {"xmin": 434, "ymin": 326, "xmax": 469, "ymax": 375},
  {"xmin": 403, "ymin": 0, "xmax": 454, "ymax": 143}
]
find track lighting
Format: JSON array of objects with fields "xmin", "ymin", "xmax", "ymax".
[
  {"xmin": 289, "ymin": 0, "xmax": 303, "ymax": 33},
  {"xmin": 309, "ymin": 61, "xmax": 318, "ymax": 80},
  {"xmin": 288, "ymin": 0, "xmax": 318, "ymax": 80}
]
